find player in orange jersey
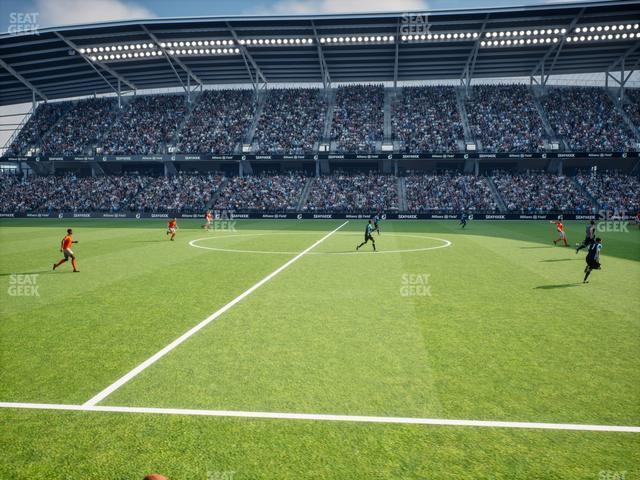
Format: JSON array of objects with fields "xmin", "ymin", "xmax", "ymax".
[
  {"xmin": 53, "ymin": 228, "xmax": 79, "ymax": 272},
  {"xmin": 551, "ymin": 220, "xmax": 569, "ymax": 246},
  {"xmin": 202, "ymin": 210, "xmax": 213, "ymax": 231},
  {"xmin": 167, "ymin": 218, "xmax": 178, "ymax": 241}
]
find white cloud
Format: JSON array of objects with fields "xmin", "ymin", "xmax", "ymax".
[
  {"xmin": 35, "ymin": 0, "xmax": 155, "ymax": 28},
  {"xmin": 253, "ymin": 0, "xmax": 430, "ymax": 15}
]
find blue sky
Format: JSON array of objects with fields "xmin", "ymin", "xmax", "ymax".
[{"xmin": 0, "ymin": 0, "xmax": 590, "ymax": 33}]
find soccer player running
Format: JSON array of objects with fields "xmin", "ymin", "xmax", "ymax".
[
  {"xmin": 459, "ymin": 211, "xmax": 468, "ymax": 228},
  {"xmin": 167, "ymin": 218, "xmax": 178, "ymax": 241},
  {"xmin": 356, "ymin": 219, "xmax": 377, "ymax": 252},
  {"xmin": 53, "ymin": 228, "xmax": 79, "ymax": 272},
  {"xmin": 576, "ymin": 220, "xmax": 596, "ymax": 253},
  {"xmin": 373, "ymin": 212, "xmax": 381, "ymax": 235},
  {"xmin": 551, "ymin": 220, "xmax": 569, "ymax": 246},
  {"xmin": 583, "ymin": 237, "xmax": 603, "ymax": 283},
  {"xmin": 202, "ymin": 210, "xmax": 213, "ymax": 231}
]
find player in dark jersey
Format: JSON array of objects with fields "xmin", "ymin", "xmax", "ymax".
[
  {"xmin": 576, "ymin": 220, "xmax": 596, "ymax": 253},
  {"xmin": 583, "ymin": 237, "xmax": 602, "ymax": 283},
  {"xmin": 459, "ymin": 212, "xmax": 468, "ymax": 228},
  {"xmin": 373, "ymin": 213, "xmax": 381, "ymax": 235},
  {"xmin": 356, "ymin": 220, "xmax": 376, "ymax": 251}
]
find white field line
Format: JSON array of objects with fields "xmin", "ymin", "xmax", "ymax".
[
  {"xmin": 1, "ymin": 402, "xmax": 639, "ymax": 433},
  {"xmin": 83, "ymin": 221, "xmax": 349, "ymax": 407}
]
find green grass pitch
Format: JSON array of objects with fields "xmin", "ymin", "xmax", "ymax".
[{"xmin": 0, "ymin": 218, "xmax": 638, "ymax": 479}]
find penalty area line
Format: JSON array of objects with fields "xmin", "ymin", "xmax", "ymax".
[
  {"xmin": 82, "ymin": 221, "xmax": 349, "ymax": 407},
  {"xmin": 0, "ymin": 402, "xmax": 638, "ymax": 433}
]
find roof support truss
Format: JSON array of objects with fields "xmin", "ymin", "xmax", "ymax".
[
  {"xmin": 460, "ymin": 15, "xmax": 489, "ymax": 96},
  {"xmin": 0, "ymin": 58, "xmax": 47, "ymax": 101},
  {"xmin": 311, "ymin": 21, "xmax": 331, "ymax": 90},
  {"xmin": 530, "ymin": 7, "xmax": 585, "ymax": 87},
  {"xmin": 226, "ymin": 21, "xmax": 268, "ymax": 88},
  {"xmin": 605, "ymin": 43, "xmax": 640, "ymax": 101},
  {"xmin": 141, "ymin": 24, "xmax": 204, "ymax": 97},
  {"xmin": 54, "ymin": 31, "xmax": 136, "ymax": 93}
]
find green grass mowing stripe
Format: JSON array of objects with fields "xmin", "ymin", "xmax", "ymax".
[
  {"xmin": 83, "ymin": 221, "xmax": 349, "ymax": 406},
  {"xmin": 0, "ymin": 408, "xmax": 638, "ymax": 479},
  {"xmin": 0, "ymin": 225, "xmax": 338, "ymax": 403},
  {"xmin": 104, "ymin": 221, "xmax": 639, "ymax": 426}
]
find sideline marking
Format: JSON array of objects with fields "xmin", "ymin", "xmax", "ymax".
[
  {"xmin": 83, "ymin": 221, "xmax": 349, "ymax": 406},
  {"xmin": 189, "ymin": 232, "xmax": 452, "ymax": 255},
  {"xmin": 1, "ymin": 402, "xmax": 638, "ymax": 433}
]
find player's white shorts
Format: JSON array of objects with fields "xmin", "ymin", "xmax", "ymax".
[
  {"xmin": 558, "ymin": 231, "xmax": 566, "ymax": 238},
  {"xmin": 168, "ymin": 227, "xmax": 176, "ymax": 234},
  {"xmin": 63, "ymin": 248, "xmax": 74, "ymax": 259}
]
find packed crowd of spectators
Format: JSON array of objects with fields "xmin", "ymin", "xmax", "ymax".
[
  {"xmin": 6, "ymin": 102, "xmax": 70, "ymax": 155},
  {"xmin": 0, "ymin": 173, "xmax": 222, "ymax": 213},
  {"xmin": 622, "ymin": 88, "xmax": 640, "ymax": 132},
  {"xmin": 214, "ymin": 173, "xmax": 307, "ymax": 211},
  {"xmin": 176, "ymin": 89, "xmax": 255, "ymax": 154},
  {"xmin": 0, "ymin": 174, "xmax": 144, "ymax": 213},
  {"xmin": 254, "ymin": 89, "xmax": 326, "ymax": 155},
  {"xmin": 132, "ymin": 174, "xmax": 223, "ymax": 212},
  {"xmin": 576, "ymin": 172, "xmax": 639, "ymax": 213},
  {"xmin": 331, "ymin": 85, "xmax": 384, "ymax": 154},
  {"xmin": 465, "ymin": 85, "xmax": 546, "ymax": 152},
  {"xmin": 303, "ymin": 173, "xmax": 398, "ymax": 212},
  {"xmin": 41, "ymin": 98, "xmax": 119, "ymax": 155},
  {"xmin": 392, "ymin": 86, "xmax": 464, "ymax": 153},
  {"xmin": 492, "ymin": 171, "xmax": 593, "ymax": 213},
  {"xmin": 542, "ymin": 87, "xmax": 635, "ymax": 151},
  {"xmin": 404, "ymin": 173, "xmax": 497, "ymax": 212},
  {"xmin": 100, "ymin": 95, "xmax": 188, "ymax": 155}
]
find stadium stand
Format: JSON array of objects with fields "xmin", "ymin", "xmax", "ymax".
[
  {"xmin": 100, "ymin": 95, "xmax": 188, "ymax": 155},
  {"xmin": 254, "ymin": 88, "xmax": 326, "ymax": 155},
  {"xmin": 622, "ymin": 88, "xmax": 640, "ymax": 130},
  {"xmin": 0, "ymin": 174, "xmax": 222, "ymax": 213},
  {"xmin": 541, "ymin": 87, "xmax": 636, "ymax": 152},
  {"xmin": 213, "ymin": 173, "xmax": 307, "ymax": 211},
  {"xmin": 6, "ymin": 102, "xmax": 70, "ymax": 155},
  {"xmin": 576, "ymin": 172, "xmax": 640, "ymax": 213},
  {"xmin": 42, "ymin": 98, "xmax": 118, "ymax": 155},
  {"xmin": 176, "ymin": 89, "xmax": 255, "ymax": 154},
  {"xmin": 465, "ymin": 85, "xmax": 546, "ymax": 152},
  {"xmin": 404, "ymin": 173, "xmax": 497, "ymax": 212},
  {"xmin": 303, "ymin": 173, "xmax": 398, "ymax": 212},
  {"xmin": 331, "ymin": 85, "xmax": 384, "ymax": 153},
  {"xmin": 392, "ymin": 86, "xmax": 464, "ymax": 153},
  {"xmin": 492, "ymin": 171, "xmax": 594, "ymax": 213}
]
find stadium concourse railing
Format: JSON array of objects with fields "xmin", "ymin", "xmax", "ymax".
[
  {"xmin": 0, "ymin": 152, "xmax": 638, "ymax": 162},
  {"xmin": 0, "ymin": 211, "xmax": 603, "ymax": 221}
]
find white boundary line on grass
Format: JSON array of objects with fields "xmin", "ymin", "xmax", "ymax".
[
  {"xmin": 82, "ymin": 221, "xmax": 350, "ymax": 407},
  {"xmin": 189, "ymin": 232, "xmax": 452, "ymax": 255},
  {"xmin": 1, "ymin": 402, "xmax": 638, "ymax": 433}
]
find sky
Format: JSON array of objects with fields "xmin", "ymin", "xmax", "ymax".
[{"xmin": 0, "ymin": 0, "xmax": 594, "ymax": 32}]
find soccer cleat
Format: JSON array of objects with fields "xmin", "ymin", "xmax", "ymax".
[{"xmin": 53, "ymin": 263, "xmax": 56, "ymax": 270}]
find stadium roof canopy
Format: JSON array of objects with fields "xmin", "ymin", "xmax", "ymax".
[{"xmin": 0, "ymin": 0, "xmax": 639, "ymax": 106}]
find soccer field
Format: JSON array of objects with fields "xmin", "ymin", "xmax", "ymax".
[{"xmin": 0, "ymin": 218, "xmax": 638, "ymax": 479}]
